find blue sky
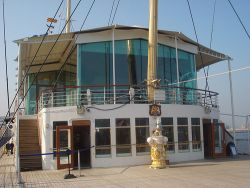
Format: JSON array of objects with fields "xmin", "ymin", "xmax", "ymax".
[{"xmin": 0, "ymin": 0, "xmax": 249, "ymax": 127}]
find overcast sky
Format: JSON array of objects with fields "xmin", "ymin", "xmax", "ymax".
[{"xmin": 0, "ymin": 0, "xmax": 249, "ymax": 127}]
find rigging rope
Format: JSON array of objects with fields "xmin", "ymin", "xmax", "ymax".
[
  {"xmin": 52, "ymin": 0, "xmax": 96, "ymax": 90},
  {"xmin": 111, "ymin": 0, "xmax": 121, "ymax": 25},
  {"xmin": 2, "ymin": 0, "xmax": 10, "ymax": 116},
  {"xmin": 206, "ymin": 0, "xmax": 217, "ymax": 93},
  {"xmin": 227, "ymin": 0, "xmax": 250, "ymax": 41},
  {"xmin": 210, "ymin": 0, "xmax": 217, "ymax": 49},
  {"xmin": 108, "ymin": 0, "xmax": 116, "ymax": 26},
  {"xmin": 0, "ymin": 0, "xmax": 84, "ymax": 141},
  {"xmin": 186, "ymin": 0, "xmax": 209, "ymax": 104},
  {"xmin": 168, "ymin": 64, "xmax": 250, "ymax": 86},
  {"xmin": 0, "ymin": 0, "xmax": 65, "ymax": 131}
]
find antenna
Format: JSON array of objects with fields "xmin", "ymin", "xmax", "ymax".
[{"xmin": 46, "ymin": 17, "xmax": 57, "ymax": 33}]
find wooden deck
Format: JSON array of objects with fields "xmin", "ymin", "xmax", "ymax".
[{"xmin": 1, "ymin": 154, "xmax": 250, "ymax": 188}]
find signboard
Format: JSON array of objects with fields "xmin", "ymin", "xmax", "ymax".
[
  {"xmin": 154, "ymin": 89, "xmax": 165, "ymax": 102},
  {"xmin": 149, "ymin": 104, "xmax": 161, "ymax": 116}
]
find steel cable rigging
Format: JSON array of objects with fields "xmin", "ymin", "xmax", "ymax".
[
  {"xmin": 111, "ymin": 0, "xmax": 121, "ymax": 25},
  {"xmin": 227, "ymin": 0, "xmax": 250, "ymax": 41},
  {"xmin": 0, "ymin": 0, "xmax": 85, "ymax": 141},
  {"xmin": 52, "ymin": 0, "xmax": 121, "ymax": 90},
  {"xmin": 186, "ymin": 0, "xmax": 209, "ymax": 86},
  {"xmin": 2, "ymin": 0, "xmax": 10, "ymax": 117},
  {"xmin": 52, "ymin": 0, "xmax": 96, "ymax": 90},
  {"xmin": 108, "ymin": 0, "xmax": 116, "ymax": 26},
  {"xmin": 205, "ymin": 0, "xmax": 217, "ymax": 98},
  {"xmin": 0, "ymin": 0, "xmax": 65, "ymax": 131},
  {"xmin": 108, "ymin": 0, "xmax": 121, "ymax": 26}
]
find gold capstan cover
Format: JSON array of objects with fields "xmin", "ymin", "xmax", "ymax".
[{"xmin": 147, "ymin": 120, "xmax": 168, "ymax": 169}]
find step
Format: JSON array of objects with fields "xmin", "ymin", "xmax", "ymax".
[
  {"xmin": 19, "ymin": 119, "xmax": 42, "ymax": 172},
  {"xmin": 20, "ymin": 149, "xmax": 41, "ymax": 154}
]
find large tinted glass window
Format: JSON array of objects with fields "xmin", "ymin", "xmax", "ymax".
[
  {"xmin": 178, "ymin": 126, "xmax": 189, "ymax": 151},
  {"xmin": 161, "ymin": 117, "xmax": 174, "ymax": 152},
  {"xmin": 135, "ymin": 118, "xmax": 150, "ymax": 154},
  {"xmin": 116, "ymin": 118, "xmax": 131, "ymax": 156},
  {"xmin": 78, "ymin": 42, "xmax": 112, "ymax": 86},
  {"xmin": 95, "ymin": 119, "xmax": 111, "ymax": 157},
  {"xmin": 192, "ymin": 126, "xmax": 201, "ymax": 151}
]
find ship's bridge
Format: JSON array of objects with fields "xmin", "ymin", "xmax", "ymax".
[{"xmin": 14, "ymin": 25, "xmax": 230, "ymax": 114}]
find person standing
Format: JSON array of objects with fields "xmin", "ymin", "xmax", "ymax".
[
  {"xmin": 5, "ymin": 142, "xmax": 10, "ymax": 156},
  {"xmin": 10, "ymin": 140, "xmax": 14, "ymax": 155}
]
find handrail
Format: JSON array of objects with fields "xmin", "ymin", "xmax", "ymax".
[{"xmin": 36, "ymin": 84, "xmax": 219, "ymax": 113}]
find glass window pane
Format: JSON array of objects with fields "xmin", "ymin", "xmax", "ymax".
[
  {"xmin": 161, "ymin": 117, "xmax": 173, "ymax": 125},
  {"xmin": 96, "ymin": 129, "xmax": 110, "ymax": 146},
  {"xmin": 178, "ymin": 126, "xmax": 189, "ymax": 151},
  {"xmin": 135, "ymin": 118, "xmax": 149, "ymax": 154},
  {"xmin": 116, "ymin": 118, "xmax": 131, "ymax": 155},
  {"xmin": 191, "ymin": 118, "xmax": 200, "ymax": 125},
  {"xmin": 95, "ymin": 129, "xmax": 111, "ymax": 156},
  {"xmin": 116, "ymin": 118, "xmax": 130, "ymax": 127},
  {"xmin": 177, "ymin": 117, "xmax": 188, "ymax": 125},
  {"xmin": 116, "ymin": 127, "xmax": 131, "ymax": 155},
  {"xmin": 162, "ymin": 127, "xmax": 174, "ymax": 143},
  {"xmin": 116, "ymin": 128, "xmax": 131, "ymax": 145},
  {"xmin": 192, "ymin": 126, "xmax": 201, "ymax": 151},
  {"xmin": 59, "ymin": 129, "xmax": 70, "ymax": 158},
  {"xmin": 135, "ymin": 118, "xmax": 149, "ymax": 126},
  {"xmin": 95, "ymin": 119, "xmax": 111, "ymax": 157},
  {"xmin": 95, "ymin": 119, "xmax": 110, "ymax": 128},
  {"xmin": 162, "ymin": 126, "xmax": 175, "ymax": 152},
  {"xmin": 53, "ymin": 121, "xmax": 68, "ymax": 157}
]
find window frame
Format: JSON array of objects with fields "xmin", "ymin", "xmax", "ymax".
[
  {"xmin": 95, "ymin": 119, "xmax": 111, "ymax": 158},
  {"xmin": 115, "ymin": 118, "xmax": 132, "ymax": 157},
  {"xmin": 52, "ymin": 121, "xmax": 68, "ymax": 158},
  {"xmin": 177, "ymin": 118, "xmax": 189, "ymax": 152},
  {"xmin": 135, "ymin": 118, "xmax": 150, "ymax": 155},
  {"xmin": 161, "ymin": 117, "xmax": 175, "ymax": 153}
]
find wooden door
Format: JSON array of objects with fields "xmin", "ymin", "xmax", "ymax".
[{"xmin": 56, "ymin": 126, "xmax": 74, "ymax": 169}]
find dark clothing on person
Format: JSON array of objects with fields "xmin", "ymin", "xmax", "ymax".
[
  {"xmin": 10, "ymin": 143, "xmax": 14, "ymax": 154},
  {"xmin": 5, "ymin": 143, "xmax": 10, "ymax": 155},
  {"xmin": 5, "ymin": 143, "xmax": 10, "ymax": 150}
]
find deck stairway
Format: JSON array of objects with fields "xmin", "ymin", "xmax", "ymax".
[{"xmin": 19, "ymin": 119, "xmax": 42, "ymax": 171}]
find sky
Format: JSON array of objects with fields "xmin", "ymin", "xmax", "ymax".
[{"xmin": 0, "ymin": 0, "xmax": 249, "ymax": 128}]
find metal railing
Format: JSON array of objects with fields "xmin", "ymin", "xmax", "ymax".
[{"xmin": 37, "ymin": 85, "xmax": 219, "ymax": 112}]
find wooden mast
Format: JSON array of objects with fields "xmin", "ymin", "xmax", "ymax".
[
  {"xmin": 66, "ymin": 0, "xmax": 71, "ymax": 33},
  {"xmin": 147, "ymin": 0, "xmax": 158, "ymax": 102}
]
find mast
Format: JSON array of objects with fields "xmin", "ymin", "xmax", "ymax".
[
  {"xmin": 66, "ymin": 0, "xmax": 71, "ymax": 33},
  {"xmin": 147, "ymin": 0, "xmax": 158, "ymax": 102}
]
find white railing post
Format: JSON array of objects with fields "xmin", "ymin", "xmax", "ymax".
[
  {"xmin": 87, "ymin": 89, "xmax": 91, "ymax": 105},
  {"xmin": 51, "ymin": 92, "xmax": 54, "ymax": 107},
  {"xmin": 104, "ymin": 87, "xmax": 106, "ymax": 104},
  {"xmin": 41, "ymin": 92, "xmax": 44, "ymax": 110},
  {"xmin": 228, "ymin": 59, "xmax": 236, "ymax": 146},
  {"xmin": 112, "ymin": 26, "xmax": 116, "ymax": 104},
  {"xmin": 78, "ymin": 149, "xmax": 81, "ymax": 177},
  {"xmin": 129, "ymin": 87, "xmax": 135, "ymax": 104}
]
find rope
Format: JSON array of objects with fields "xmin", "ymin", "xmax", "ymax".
[
  {"xmin": 108, "ymin": 0, "xmax": 116, "ymax": 26},
  {"xmin": 0, "ymin": 0, "xmax": 65, "ymax": 130},
  {"xmin": 52, "ymin": 0, "xmax": 96, "ymax": 90},
  {"xmin": 2, "ymin": 0, "xmax": 10, "ymax": 116},
  {"xmin": 227, "ymin": 0, "xmax": 250, "ymax": 41},
  {"xmin": 168, "ymin": 64, "xmax": 250, "ymax": 86},
  {"xmin": 0, "ymin": 0, "xmax": 84, "ymax": 142},
  {"xmin": 206, "ymin": 0, "xmax": 217, "ymax": 105},
  {"xmin": 186, "ymin": 0, "xmax": 209, "ymax": 103},
  {"xmin": 210, "ymin": 0, "xmax": 217, "ymax": 49},
  {"xmin": 111, "ymin": 0, "xmax": 121, "ymax": 25}
]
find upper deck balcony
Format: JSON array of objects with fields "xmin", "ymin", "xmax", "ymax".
[{"xmin": 37, "ymin": 84, "xmax": 219, "ymax": 112}]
